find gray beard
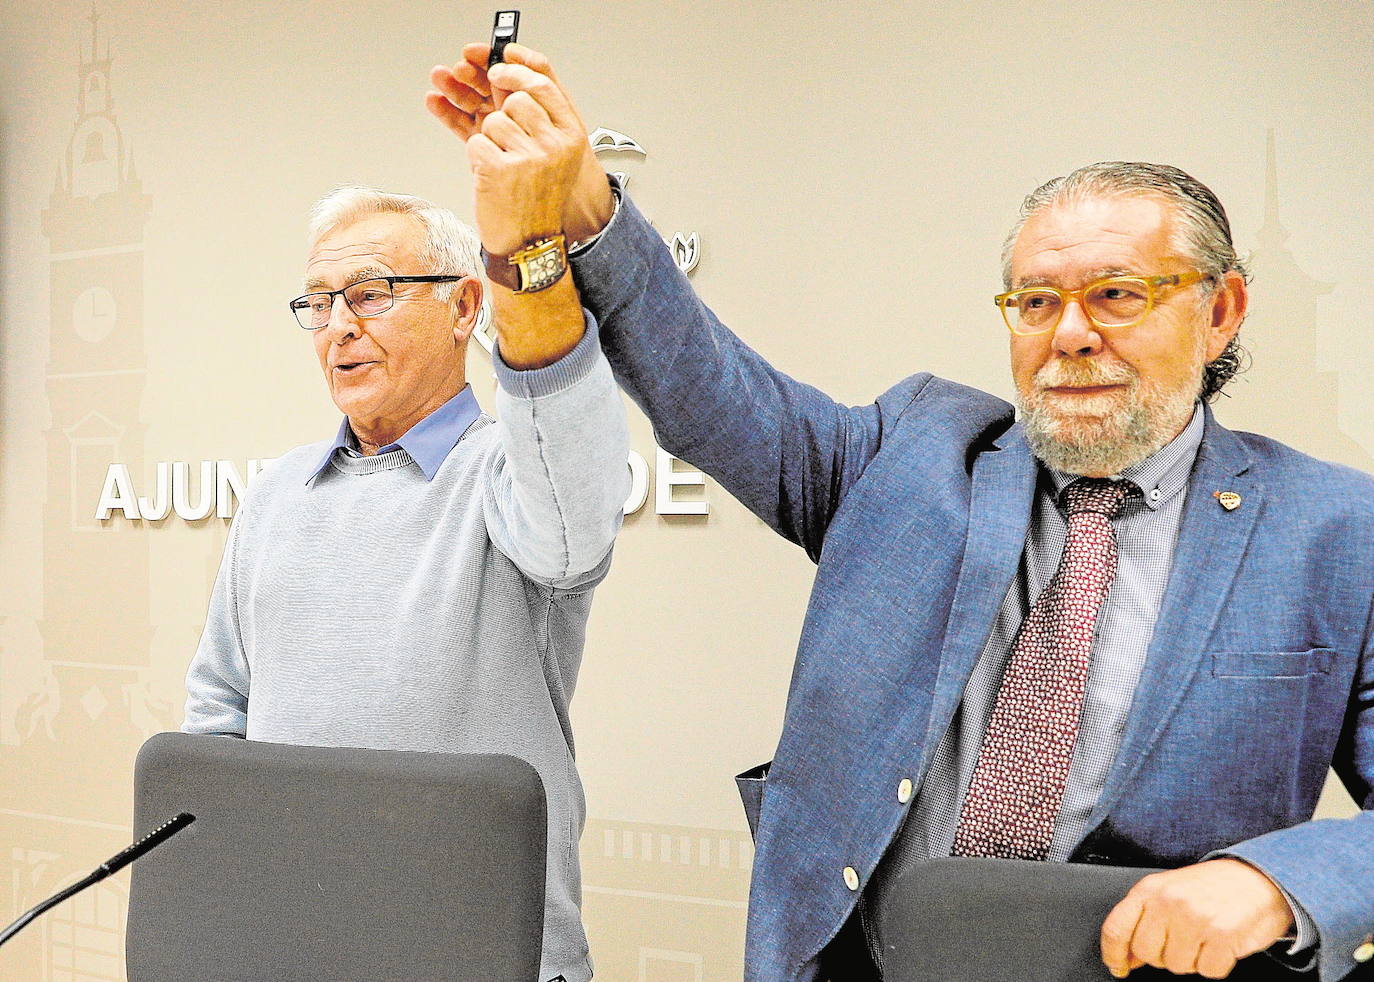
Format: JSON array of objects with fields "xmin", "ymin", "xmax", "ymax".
[
  {"xmin": 1020, "ymin": 397, "xmax": 1160, "ymax": 475},
  {"xmin": 1017, "ymin": 372, "xmax": 1201, "ymax": 476}
]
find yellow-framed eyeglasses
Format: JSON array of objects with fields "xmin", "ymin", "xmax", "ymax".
[{"xmin": 994, "ymin": 270, "xmax": 1212, "ymax": 336}]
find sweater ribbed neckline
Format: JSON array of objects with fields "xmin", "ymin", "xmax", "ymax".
[{"xmin": 328, "ymin": 446, "xmax": 415, "ymax": 476}]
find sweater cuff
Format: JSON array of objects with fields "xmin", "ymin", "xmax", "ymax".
[{"xmin": 492, "ymin": 310, "xmax": 603, "ymax": 400}]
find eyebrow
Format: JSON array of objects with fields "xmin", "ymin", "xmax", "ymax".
[
  {"xmin": 1015, "ymin": 266, "xmax": 1135, "ymax": 289},
  {"xmin": 302, "ymin": 265, "xmax": 392, "ymax": 292}
]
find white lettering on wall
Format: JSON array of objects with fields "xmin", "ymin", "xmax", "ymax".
[
  {"xmin": 96, "ymin": 451, "xmax": 710, "ymax": 523},
  {"xmin": 655, "ymin": 447, "xmax": 710, "ymax": 516},
  {"xmin": 96, "ymin": 459, "xmax": 277, "ymax": 521},
  {"xmin": 137, "ymin": 461, "xmax": 171, "ymax": 520},
  {"xmin": 625, "ymin": 450, "xmax": 650, "ymax": 515},
  {"xmin": 216, "ymin": 459, "xmax": 251, "ymax": 519},
  {"xmin": 95, "ymin": 463, "xmax": 139, "ymax": 520},
  {"xmin": 171, "ymin": 460, "xmax": 215, "ymax": 520}
]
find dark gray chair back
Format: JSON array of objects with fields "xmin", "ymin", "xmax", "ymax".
[
  {"xmin": 127, "ymin": 732, "xmax": 546, "ymax": 982},
  {"xmin": 879, "ymin": 857, "xmax": 1312, "ymax": 981}
]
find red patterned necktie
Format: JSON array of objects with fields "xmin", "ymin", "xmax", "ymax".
[{"xmin": 952, "ymin": 477, "xmax": 1138, "ymax": 861}]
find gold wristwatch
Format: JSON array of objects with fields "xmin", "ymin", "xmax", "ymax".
[{"xmin": 482, "ymin": 234, "xmax": 568, "ymax": 294}]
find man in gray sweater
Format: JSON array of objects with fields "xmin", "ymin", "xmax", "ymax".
[{"xmin": 182, "ymin": 185, "xmax": 630, "ymax": 982}]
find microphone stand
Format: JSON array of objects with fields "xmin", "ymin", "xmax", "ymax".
[{"xmin": 0, "ymin": 812, "xmax": 195, "ymax": 948}]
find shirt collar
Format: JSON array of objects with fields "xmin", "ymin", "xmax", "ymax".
[
  {"xmin": 1046, "ymin": 401, "xmax": 1205, "ymax": 512},
  {"xmin": 306, "ymin": 385, "xmax": 482, "ymax": 484}
]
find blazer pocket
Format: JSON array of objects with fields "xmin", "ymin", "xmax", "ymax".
[
  {"xmin": 1210, "ymin": 648, "xmax": 1336, "ymax": 679},
  {"xmin": 735, "ymin": 761, "xmax": 771, "ymax": 840}
]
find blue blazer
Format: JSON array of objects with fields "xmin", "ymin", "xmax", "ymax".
[{"xmin": 571, "ymin": 193, "xmax": 1374, "ymax": 982}]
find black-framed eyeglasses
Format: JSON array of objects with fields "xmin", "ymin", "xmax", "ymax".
[{"xmin": 288, "ymin": 275, "xmax": 464, "ymax": 330}]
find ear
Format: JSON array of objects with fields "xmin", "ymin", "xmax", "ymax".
[
  {"xmin": 1204, "ymin": 269, "xmax": 1247, "ymax": 363},
  {"xmin": 449, "ymin": 276, "xmax": 483, "ymax": 347}
]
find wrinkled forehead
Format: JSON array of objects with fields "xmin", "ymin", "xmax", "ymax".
[
  {"xmin": 304, "ymin": 212, "xmax": 424, "ymax": 289},
  {"xmin": 1010, "ymin": 193, "xmax": 1181, "ymax": 288}
]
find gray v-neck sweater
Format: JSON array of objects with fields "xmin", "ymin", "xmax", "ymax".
[{"xmin": 183, "ymin": 322, "xmax": 629, "ymax": 982}]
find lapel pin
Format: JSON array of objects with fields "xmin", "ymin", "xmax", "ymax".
[{"xmin": 1214, "ymin": 490, "xmax": 1242, "ymax": 511}]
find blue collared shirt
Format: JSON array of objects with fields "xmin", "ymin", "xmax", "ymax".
[{"xmin": 306, "ymin": 385, "xmax": 483, "ymax": 484}]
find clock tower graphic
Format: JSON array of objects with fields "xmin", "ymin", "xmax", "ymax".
[
  {"xmin": 39, "ymin": 5, "xmax": 153, "ymax": 729},
  {"xmin": 0, "ymin": 11, "xmax": 158, "ymax": 980}
]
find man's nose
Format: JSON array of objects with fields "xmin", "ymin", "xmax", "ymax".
[
  {"xmin": 320, "ymin": 293, "xmax": 361, "ymax": 342},
  {"xmin": 1050, "ymin": 299, "xmax": 1103, "ymax": 357}
]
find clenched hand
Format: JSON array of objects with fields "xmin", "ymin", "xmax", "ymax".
[
  {"xmin": 426, "ymin": 43, "xmax": 614, "ymax": 255},
  {"xmin": 1100, "ymin": 859, "xmax": 1295, "ymax": 979}
]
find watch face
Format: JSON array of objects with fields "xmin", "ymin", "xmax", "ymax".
[
  {"xmin": 526, "ymin": 249, "xmax": 563, "ymax": 289},
  {"xmin": 519, "ymin": 240, "xmax": 566, "ymax": 292}
]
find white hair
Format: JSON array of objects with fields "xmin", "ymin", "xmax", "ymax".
[
  {"xmin": 1001, "ymin": 162, "xmax": 1251, "ymax": 291},
  {"xmin": 307, "ymin": 186, "xmax": 482, "ymax": 302}
]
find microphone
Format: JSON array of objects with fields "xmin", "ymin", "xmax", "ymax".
[{"xmin": 0, "ymin": 812, "xmax": 195, "ymax": 948}]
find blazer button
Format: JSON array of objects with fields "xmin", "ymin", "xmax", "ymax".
[
  {"xmin": 897, "ymin": 779, "xmax": 913, "ymax": 804},
  {"xmin": 843, "ymin": 866, "xmax": 860, "ymax": 891},
  {"xmin": 1353, "ymin": 941, "xmax": 1374, "ymax": 963}
]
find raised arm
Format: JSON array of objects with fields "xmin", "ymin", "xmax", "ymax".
[
  {"xmin": 482, "ymin": 316, "xmax": 630, "ymax": 590},
  {"xmin": 427, "ymin": 44, "xmax": 888, "ymax": 561},
  {"xmin": 427, "ymin": 45, "xmax": 628, "ymax": 586}
]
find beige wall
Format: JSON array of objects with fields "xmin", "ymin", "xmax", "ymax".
[{"xmin": 1, "ymin": 1, "xmax": 1370, "ymax": 978}]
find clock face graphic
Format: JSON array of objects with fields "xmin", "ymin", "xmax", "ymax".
[{"xmin": 74, "ymin": 286, "xmax": 117, "ymax": 343}]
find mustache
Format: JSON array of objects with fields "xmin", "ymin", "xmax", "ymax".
[{"xmin": 1034, "ymin": 359, "xmax": 1138, "ymax": 389}]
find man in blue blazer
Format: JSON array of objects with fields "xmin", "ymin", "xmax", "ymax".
[{"xmin": 427, "ymin": 44, "xmax": 1373, "ymax": 982}]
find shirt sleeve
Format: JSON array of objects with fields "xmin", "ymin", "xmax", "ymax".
[
  {"xmin": 1282, "ymin": 880, "xmax": 1321, "ymax": 956},
  {"xmin": 482, "ymin": 313, "xmax": 630, "ymax": 590}
]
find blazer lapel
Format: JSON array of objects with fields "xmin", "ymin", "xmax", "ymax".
[
  {"xmin": 919, "ymin": 424, "xmax": 1036, "ymax": 776},
  {"xmin": 1080, "ymin": 409, "xmax": 1263, "ymax": 833}
]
